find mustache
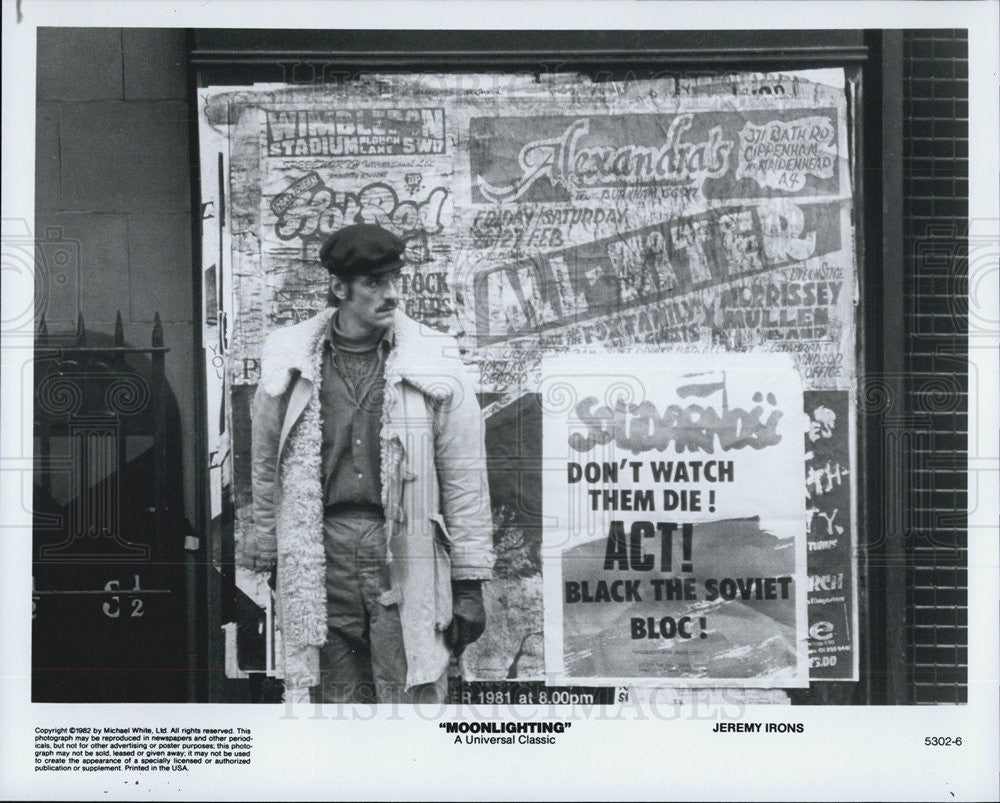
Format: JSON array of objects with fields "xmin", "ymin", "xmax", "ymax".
[{"xmin": 377, "ymin": 302, "xmax": 397, "ymax": 312}]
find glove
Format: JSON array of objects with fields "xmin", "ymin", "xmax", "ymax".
[{"xmin": 444, "ymin": 580, "xmax": 486, "ymax": 658}]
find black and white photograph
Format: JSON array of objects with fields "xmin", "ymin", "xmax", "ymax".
[{"xmin": 2, "ymin": 1, "xmax": 998, "ymax": 800}]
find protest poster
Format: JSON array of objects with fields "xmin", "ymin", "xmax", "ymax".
[
  {"xmin": 540, "ymin": 354, "xmax": 809, "ymax": 686},
  {"xmin": 803, "ymin": 389, "xmax": 856, "ymax": 677},
  {"xmin": 197, "ymin": 68, "xmax": 859, "ymax": 686}
]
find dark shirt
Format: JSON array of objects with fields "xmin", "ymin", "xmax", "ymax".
[{"xmin": 320, "ymin": 313, "xmax": 391, "ymax": 509}]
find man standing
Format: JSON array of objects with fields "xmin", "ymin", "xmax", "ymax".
[{"xmin": 241, "ymin": 224, "xmax": 494, "ymax": 704}]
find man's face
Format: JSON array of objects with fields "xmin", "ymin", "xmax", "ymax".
[{"xmin": 331, "ymin": 269, "xmax": 401, "ymax": 333}]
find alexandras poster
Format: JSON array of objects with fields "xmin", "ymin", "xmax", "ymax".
[{"xmin": 541, "ymin": 354, "xmax": 809, "ymax": 686}]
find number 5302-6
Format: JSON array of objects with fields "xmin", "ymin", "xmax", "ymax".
[{"xmin": 924, "ymin": 736, "xmax": 963, "ymax": 746}]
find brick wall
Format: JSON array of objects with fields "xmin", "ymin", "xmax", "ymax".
[
  {"xmin": 35, "ymin": 28, "xmax": 196, "ymax": 525},
  {"xmin": 902, "ymin": 29, "xmax": 969, "ymax": 704}
]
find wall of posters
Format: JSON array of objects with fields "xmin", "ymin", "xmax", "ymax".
[{"xmin": 197, "ymin": 67, "xmax": 859, "ymax": 687}]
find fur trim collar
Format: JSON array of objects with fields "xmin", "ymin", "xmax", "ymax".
[
  {"xmin": 260, "ymin": 309, "xmax": 460, "ymax": 402},
  {"xmin": 260, "ymin": 308, "xmax": 333, "ymax": 396}
]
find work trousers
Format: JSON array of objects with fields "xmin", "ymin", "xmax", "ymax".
[{"xmin": 311, "ymin": 509, "xmax": 449, "ymax": 704}]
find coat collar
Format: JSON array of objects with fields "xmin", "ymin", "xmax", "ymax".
[
  {"xmin": 260, "ymin": 308, "xmax": 334, "ymax": 395},
  {"xmin": 260, "ymin": 308, "xmax": 456, "ymax": 403}
]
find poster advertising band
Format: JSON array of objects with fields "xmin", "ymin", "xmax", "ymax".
[{"xmin": 197, "ymin": 67, "xmax": 860, "ymax": 695}]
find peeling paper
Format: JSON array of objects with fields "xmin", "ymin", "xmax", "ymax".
[{"xmin": 198, "ymin": 69, "xmax": 859, "ymax": 686}]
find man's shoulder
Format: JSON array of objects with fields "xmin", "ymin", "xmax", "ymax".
[
  {"xmin": 260, "ymin": 309, "xmax": 334, "ymax": 395},
  {"xmin": 392, "ymin": 313, "xmax": 467, "ymax": 368},
  {"xmin": 390, "ymin": 313, "xmax": 477, "ymax": 402},
  {"xmin": 393, "ymin": 310, "xmax": 458, "ymax": 347}
]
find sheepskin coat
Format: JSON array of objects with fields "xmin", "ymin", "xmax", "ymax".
[{"xmin": 246, "ymin": 308, "xmax": 494, "ymax": 690}]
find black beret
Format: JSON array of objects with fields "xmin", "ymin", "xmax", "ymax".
[{"xmin": 319, "ymin": 224, "xmax": 405, "ymax": 278}]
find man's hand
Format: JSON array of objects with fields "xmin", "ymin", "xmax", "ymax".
[{"xmin": 445, "ymin": 580, "xmax": 486, "ymax": 658}]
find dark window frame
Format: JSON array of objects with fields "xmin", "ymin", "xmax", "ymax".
[{"xmin": 187, "ymin": 28, "xmax": 907, "ymax": 704}]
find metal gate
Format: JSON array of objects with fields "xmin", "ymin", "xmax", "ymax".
[{"xmin": 32, "ymin": 312, "xmax": 189, "ymax": 702}]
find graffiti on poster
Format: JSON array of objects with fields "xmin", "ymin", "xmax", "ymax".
[
  {"xmin": 469, "ymin": 202, "xmax": 841, "ymax": 344},
  {"xmin": 541, "ymin": 354, "xmax": 809, "ymax": 685},
  {"xmin": 266, "ymin": 173, "xmax": 450, "ymax": 262}
]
